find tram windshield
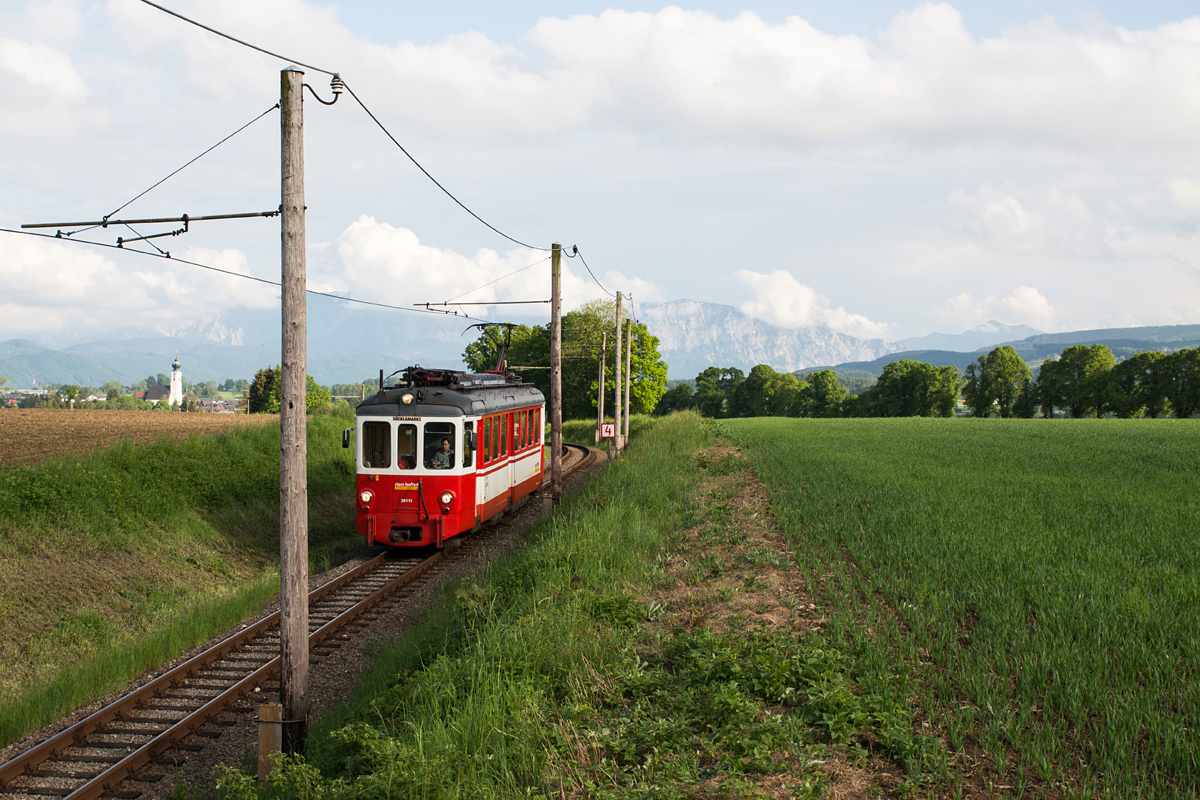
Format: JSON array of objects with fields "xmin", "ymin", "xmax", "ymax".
[
  {"xmin": 463, "ymin": 421, "xmax": 474, "ymax": 468},
  {"xmin": 361, "ymin": 421, "xmax": 390, "ymax": 468},
  {"xmin": 423, "ymin": 422, "xmax": 456, "ymax": 469},
  {"xmin": 397, "ymin": 424, "xmax": 417, "ymax": 469}
]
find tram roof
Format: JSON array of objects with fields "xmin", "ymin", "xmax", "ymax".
[{"xmin": 357, "ymin": 373, "xmax": 544, "ymax": 418}]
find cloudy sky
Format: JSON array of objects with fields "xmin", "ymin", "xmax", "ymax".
[{"xmin": 3, "ymin": 0, "xmax": 1200, "ymax": 348}]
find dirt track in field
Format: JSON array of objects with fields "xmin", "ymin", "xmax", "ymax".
[{"xmin": 0, "ymin": 409, "xmax": 276, "ymax": 469}]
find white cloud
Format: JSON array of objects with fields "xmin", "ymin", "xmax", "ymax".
[
  {"xmin": 100, "ymin": 1, "xmax": 1200, "ymax": 150},
  {"xmin": 316, "ymin": 216, "xmax": 658, "ymax": 316},
  {"xmin": 950, "ymin": 182, "xmax": 1110, "ymax": 257},
  {"xmin": 0, "ymin": 234, "xmax": 275, "ymax": 337},
  {"xmin": 0, "ymin": 37, "xmax": 106, "ymax": 135},
  {"xmin": 934, "ymin": 285, "xmax": 1057, "ymax": 330},
  {"xmin": 736, "ymin": 269, "xmax": 888, "ymax": 338}
]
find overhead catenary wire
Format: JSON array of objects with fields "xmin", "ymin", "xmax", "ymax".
[
  {"xmin": 0, "ymin": 227, "xmax": 493, "ymax": 322},
  {"xmin": 133, "ymin": 1, "xmax": 552, "ymax": 254},
  {"xmin": 443, "ymin": 255, "xmax": 551, "ymax": 304},
  {"xmin": 103, "ymin": 102, "xmax": 280, "ymax": 225},
  {"xmin": 563, "ymin": 245, "xmax": 614, "ymax": 298},
  {"xmin": 136, "ymin": 0, "xmax": 335, "ymax": 76},
  {"xmin": 340, "ymin": 81, "xmax": 550, "ymax": 252}
]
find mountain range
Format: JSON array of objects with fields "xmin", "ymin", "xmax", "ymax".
[{"xmin": 2, "ymin": 298, "xmax": 1196, "ymax": 388}]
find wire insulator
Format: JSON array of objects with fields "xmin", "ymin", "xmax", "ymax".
[{"xmin": 331, "ymin": 73, "xmax": 345, "ymax": 96}]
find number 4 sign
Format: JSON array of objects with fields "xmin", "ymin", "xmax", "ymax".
[{"xmin": 600, "ymin": 422, "xmax": 616, "ymax": 438}]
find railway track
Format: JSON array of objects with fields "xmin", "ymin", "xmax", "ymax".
[{"xmin": 0, "ymin": 443, "xmax": 597, "ymax": 800}]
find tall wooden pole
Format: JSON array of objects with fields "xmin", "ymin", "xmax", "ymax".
[
  {"xmin": 596, "ymin": 330, "xmax": 606, "ymax": 443},
  {"xmin": 613, "ymin": 292, "xmax": 623, "ymax": 452},
  {"xmin": 550, "ymin": 243, "xmax": 562, "ymax": 503},
  {"xmin": 624, "ymin": 317, "xmax": 632, "ymax": 443},
  {"xmin": 279, "ymin": 67, "xmax": 309, "ymax": 754}
]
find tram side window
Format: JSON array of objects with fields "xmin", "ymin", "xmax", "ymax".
[
  {"xmin": 397, "ymin": 424, "xmax": 417, "ymax": 469},
  {"xmin": 501, "ymin": 413, "xmax": 509, "ymax": 456},
  {"xmin": 463, "ymin": 422, "xmax": 474, "ymax": 468},
  {"xmin": 361, "ymin": 421, "xmax": 390, "ymax": 468},
  {"xmin": 520, "ymin": 410, "xmax": 528, "ymax": 449},
  {"xmin": 483, "ymin": 417, "xmax": 492, "ymax": 464},
  {"xmin": 423, "ymin": 422, "xmax": 455, "ymax": 469},
  {"xmin": 492, "ymin": 415, "xmax": 500, "ymax": 460}
]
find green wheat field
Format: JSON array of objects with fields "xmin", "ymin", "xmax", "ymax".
[{"xmin": 722, "ymin": 417, "xmax": 1200, "ymax": 797}]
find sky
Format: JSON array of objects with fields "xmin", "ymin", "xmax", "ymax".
[{"xmin": 3, "ymin": 0, "xmax": 1200, "ymax": 349}]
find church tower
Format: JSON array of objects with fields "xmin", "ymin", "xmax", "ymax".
[{"xmin": 168, "ymin": 355, "xmax": 184, "ymax": 407}]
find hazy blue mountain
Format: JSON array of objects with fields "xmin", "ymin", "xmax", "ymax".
[
  {"xmin": 639, "ymin": 300, "xmax": 897, "ymax": 379},
  {"xmin": 0, "ymin": 339, "xmax": 126, "ymax": 388},
  {"xmin": 3, "ymin": 301, "xmax": 480, "ymax": 387},
  {"xmin": 893, "ymin": 320, "xmax": 1042, "ymax": 352},
  {"xmin": 805, "ymin": 323, "xmax": 1200, "ymax": 379}
]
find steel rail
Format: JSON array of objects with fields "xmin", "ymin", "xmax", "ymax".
[
  {"xmin": 0, "ymin": 552, "xmax": 437, "ymax": 799},
  {"xmin": 1, "ymin": 443, "xmax": 597, "ymax": 799},
  {"xmin": 58, "ymin": 554, "xmax": 441, "ymax": 800}
]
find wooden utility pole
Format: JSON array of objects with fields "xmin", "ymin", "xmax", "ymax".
[
  {"xmin": 613, "ymin": 292, "xmax": 623, "ymax": 452},
  {"xmin": 550, "ymin": 243, "xmax": 562, "ymax": 503},
  {"xmin": 279, "ymin": 67, "xmax": 308, "ymax": 754},
  {"xmin": 624, "ymin": 317, "xmax": 632, "ymax": 443},
  {"xmin": 596, "ymin": 330, "xmax": 606, "ymax": 443}
]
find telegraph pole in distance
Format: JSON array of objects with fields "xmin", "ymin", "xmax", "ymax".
[
  {"xmin": 596, "ymin": 330, "xmax": 606, "ymax": 443},
  {"xmin": 279, "ymin": 67, "xmax": 309, "ymax": 754},
  {"xmin": 624, "ymin": 317, "xmax": 632, "ymax": 443},
  {"xmin": 550, "ymin": 243, "xmax": 562, "ymax": 503},
  {"xmin": 613, "ymin": 291, "xmax": 623, "ymax": 453}
]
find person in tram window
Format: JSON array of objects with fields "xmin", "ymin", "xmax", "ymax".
[{"xmin": 431, "ymin": 437, "xmax": 454, "ymax": 469}]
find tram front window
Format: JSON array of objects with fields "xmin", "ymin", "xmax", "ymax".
[
  {"xmin": 361, "ymin": 421, "xmax": 390, "ymax": 468},
  {"xmin": 463, "ymin": 421, "xmax": 474, "ymax": 468},
  {"xmin": 424, "ymin": 422, "xmax": 456, "ymax": 469},
  {"xmin": 397, "ymin": 424, "xmax": 417, "ymax": 470}
]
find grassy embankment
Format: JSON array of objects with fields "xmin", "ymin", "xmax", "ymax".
[
  {"xmin": 218, "ymin": 412, "xmax": 941, "ymax": 799},
  {"xmin": 0, "ymin": 407, "xmax": 360, "ymax": 748},
  {"xmin": 722, "ymin": 417, "xmax": 1200, "ymax": 798}
]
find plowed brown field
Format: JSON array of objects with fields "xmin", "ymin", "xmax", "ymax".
[{"xmin": 0, "ymin": 409, "xmax": 276, "ymax": 469}]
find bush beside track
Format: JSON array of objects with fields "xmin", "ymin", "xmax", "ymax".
[{"xmin": 0, "ymin": 406, "xmax": 361, "ymax": 749}]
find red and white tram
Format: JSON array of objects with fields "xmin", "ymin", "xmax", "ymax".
[{"xmin": 349, "ymin": 366, "xmax": 545, "ymax": 547}]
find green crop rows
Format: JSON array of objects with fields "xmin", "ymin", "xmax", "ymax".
[{"xmin": 721, "ymin": 417, "xmax": 1200, "ymax": 798}]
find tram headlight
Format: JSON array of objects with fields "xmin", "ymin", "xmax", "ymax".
[
  {"xmin": 359, "ymin": 490, "xmax": 374, "ymax": 505},
  {"xmin": 400, "ymin": 393, "xmax": 414, "ymax": 405},
  {"xmin": 439, "ymin": 491, "xmax": 454, "ymax": 506}
]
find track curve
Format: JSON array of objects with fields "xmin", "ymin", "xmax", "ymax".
[{"xmin": 0, "ymin": 443, "xmax": 599, "ymax": 800}]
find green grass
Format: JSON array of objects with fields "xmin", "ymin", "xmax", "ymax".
[
  {"xmin": 215, "ymin": 413, "xmax": 941, "ymax": 799},
  {"xmin": 719, "ymin": 417, "xmax": 1200, "ymax": 798},
  {"xmin": 0, "ymin": 406, "xmax": 360, "ymax": 747}
]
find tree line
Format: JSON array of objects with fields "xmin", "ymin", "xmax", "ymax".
[
  {"xmin": 655, "ymin": 343, "xmax": 1200, "ymax": 421},
  {"xmin": 963, "ymin": 344, "xmax": 1199, "ymax": 419},
  {"xmin": 656, "ymin": 360, "xmax": 961, "ymax": 419}
]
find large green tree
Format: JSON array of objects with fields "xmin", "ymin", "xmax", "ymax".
[
  {"xmin": 1038, "ymin": 344, "xmax": 1115, "ymax": 418},
  {"xmin": 654, "ymin": 383, "xmax": 695, "ymax": 416},
  {"xmin": 729, "ymin": 364, "xmax": 804, "ymax": 417},
  {"xmin": 693, "ymin": 367, "xmax": 744, "ymax": 418},
  {"xmin": 462, "ymin": 301, "xmax": 668, "ymax": 419},
  {"xmin": 248, "ymin": 366, "xmax": 330, "ymax": 414},
  {"xmin": 1159, "ymin": 348, "xmax": 1200, "ymax": 419},
  {"xmin": 963, "ymin": 346, "xmax": 1033, "ymax": 418},
  {"xmin": 1105, "ymin": 351, "xmax": 1167, "ymax": 418},
  {"xmin": 800, "ymin": 370, "xmax": 847, "ymax": 418},
  {"xmin": 865, "ymin": 360, "xmax": 962, "ymax": 417}
]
